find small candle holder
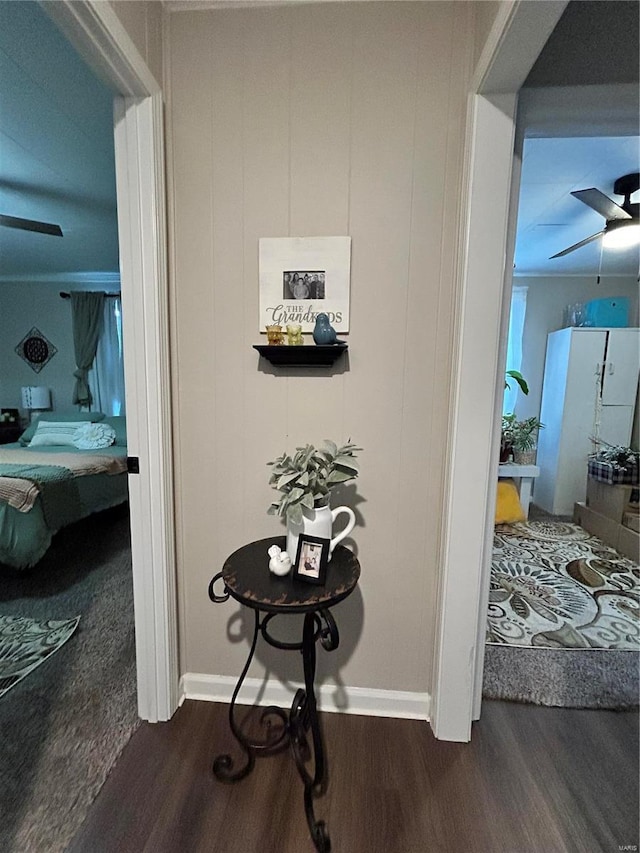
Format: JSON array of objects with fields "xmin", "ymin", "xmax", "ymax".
[
  {"xmin": 266, "ymin": 324, "xmax": 285, "ymax": 345},
  {"xmin": 286, "ymin": 323, "xmax": 304, "ymax": 346}
]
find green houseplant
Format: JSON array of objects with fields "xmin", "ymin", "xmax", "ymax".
[
  {"xmin": 267, "ymin": 440, "xmax": 361, "ymax": 525},
  {"xmin": 505, "ymin": 370, "xmax": 529, "ymax": 396},
  {"xmin": 501, "ymin": 415, "xmax": 544, "ymax": 464}
]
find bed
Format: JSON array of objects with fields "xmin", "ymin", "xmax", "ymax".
[{"xmin": 0, "ymin": 416, "xmax": 128, "ymax": 570}]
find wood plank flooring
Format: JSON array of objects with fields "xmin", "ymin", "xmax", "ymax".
[{"xmin": 68, "ymin": 699, "xmax": 639, "ymax": 853}]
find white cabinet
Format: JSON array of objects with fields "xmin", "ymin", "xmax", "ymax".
[{"xmin": 535, "ymin": 327, "xmax": 639, "ymax": 516}]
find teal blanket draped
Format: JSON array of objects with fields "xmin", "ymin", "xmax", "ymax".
[{"xmin": 0, "ymin": 463, "xmax": 81, "ymax": 531}]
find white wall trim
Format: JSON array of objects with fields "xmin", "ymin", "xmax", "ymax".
[
  {"xmin": 43, "ymin": 0, "xmax": 160, "ymax": 96},
  {"xmin": 181, "ymin": 674, "xmax": 430, "ymax": 722},
  {"xmin": 431, "ymin": 92, "xmax": 517, "ymax": 743},
  {"xmin": 42, "ymin": 1, "xmax": 179, "ymax": 723},
  {"xmin": 114, "ymin": 93, "xmax": 178, "ymax": 722},
  {"xmin": 519, "ymin": 83, "xmax": 640, "ymax": 138},
  {"xmin": 472, "ymin": 0, "xmax": 568, "ymax": 95},
  {"xmin": 430, "ymin": 0, "xmax": 569, "ymax": 742}
]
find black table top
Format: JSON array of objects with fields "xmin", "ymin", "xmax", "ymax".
[{"xmin": 221, "ymin": 536, "xmax": 360, "ymax": 614}]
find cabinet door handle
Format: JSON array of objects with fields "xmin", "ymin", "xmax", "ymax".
[{"xmin": 608, "ymin": 362, "xmax": 615, "ymax": 375}]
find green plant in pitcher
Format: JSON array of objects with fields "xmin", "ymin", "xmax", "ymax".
[{"xmin": 267, "ymin": 440, "xmax": 361, "ymax": 525}]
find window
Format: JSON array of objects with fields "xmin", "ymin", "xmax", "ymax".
[
  {"xmin": 503, "ymin": 285, "xmax": 528, "ymax": 415},
  {"xmin": 88, "ymin": 297, "xmax": 125, "ymax": 415}
]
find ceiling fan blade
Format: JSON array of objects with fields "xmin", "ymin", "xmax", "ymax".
[
  {"xmin": 571, "ymin": 188, "xmax": 632, "ymax": 221},
  {"xmin": 550, "ymin": 230, "xmax": 604, "ymax": 259},
  {"xmin": 0, "ymin": 213, "xmax": 63, "ymax": 237}
]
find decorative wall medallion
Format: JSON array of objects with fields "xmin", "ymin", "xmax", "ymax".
[{"xmin": 15, "ymin": 327, "xmax": 57, "ymax": 373}]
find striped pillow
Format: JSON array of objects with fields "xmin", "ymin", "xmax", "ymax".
[{"xmin": 29, "ymin": 421, "xmax": 92, "ymax": 448}]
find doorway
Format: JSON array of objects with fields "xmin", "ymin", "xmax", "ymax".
[
  {"xmin": 430, "ymin": 0, "xmax": 570, "ymax": 742},
  {"xmin": 43, "ymin": 1, "xmax": 179, "ymax": 723},
  {"xmin": 482, "ymin": 70, "xmax": 640, "ymax": 708}
]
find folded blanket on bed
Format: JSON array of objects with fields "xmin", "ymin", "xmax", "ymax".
[
  {"xmin": 0, "ymin": 463, "xmax": 81, "ymax": 530},
  {"xmin": 0, "ymin": 476, "xmax": 40, "ymax": 512},
  {"xmin": 0, "ymin": 449, "xmax": 127, "ymax": 476},
  {"xmin": 0, "ymin": 450, "xmax": 127, "ymax": 516}
]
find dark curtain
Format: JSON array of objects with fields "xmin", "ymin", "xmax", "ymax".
[{"xmin": 71, "ymin": 292, "xmax": 104, "ymax": 407}]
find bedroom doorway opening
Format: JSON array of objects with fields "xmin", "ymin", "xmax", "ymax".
[
  {"xmin": 0, "ymin": 2, "xmax": 140, "ymax": 847},
  {"xmin": 43, "ymin": 1, "xmax": 180, "ymax": 725}
]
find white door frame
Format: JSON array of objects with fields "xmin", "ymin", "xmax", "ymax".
[
  {"xmin": 43, "ymin": 1, "xmax": 178, "ymax": 722},
  {"xmin": 430, "ymin": 0, "xmax": 568, "ymax": 742}
]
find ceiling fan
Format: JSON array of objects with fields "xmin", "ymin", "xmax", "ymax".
[
  {"xmin": 550, "ymin": 171, "xmax": 639, "ymax": 259},
  {"xmin": 0, "ymin": 213, "xmax": 63, "ymax": 237}
]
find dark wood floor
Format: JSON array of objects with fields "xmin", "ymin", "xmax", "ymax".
[{"xmin": 68, "ymin": 699, "xmax": 638, "ymax": 853}]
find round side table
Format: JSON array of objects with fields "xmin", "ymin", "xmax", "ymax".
[{"xmin": 209, "ymin": 536, "xmax": 360, "ymax": 853}]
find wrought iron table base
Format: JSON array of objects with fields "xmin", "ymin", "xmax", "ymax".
[{"xmin": 209, "ymin": 572, "xmax": 339, "ymax": 853}]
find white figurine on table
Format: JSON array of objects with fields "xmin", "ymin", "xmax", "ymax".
[{"xmin": 267, "ymin": 544, "xmax": 292, "ymax": 576}]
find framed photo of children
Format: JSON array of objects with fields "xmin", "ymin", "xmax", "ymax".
[
  {"xmin": 293, "ymin": 535, "xmax": 330, "ymax": 585},
  {"xmin": 258, "ymin": 236, "xmax": 351, "ymax": 334}
]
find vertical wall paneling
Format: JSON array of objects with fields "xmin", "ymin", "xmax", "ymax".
[
  {"xmin": 397, "ymin": 1, "xmax": 458, "ymax": 691},
  {"xmin": 108, "ymin": 0, "xmax": 163, "ymax": 86},
  {"xmin": 210, "ymin": 10, "xmax": 250, "ymax": 577},
  {"xmin": 286, "ymin": 5, "xmax": 352, "ymax": 452},
  {"xmin": 166, "ymin": 3, "xmax": 475, "ymax": 699},
  {"xmin": 167, "ymin": 12, "xmax": 218, "ymax": 666},
  {"xmin": 241, "ymin": 9, "xmax": 291, "ymax": 545}
]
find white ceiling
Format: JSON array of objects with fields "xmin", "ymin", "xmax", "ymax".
[
  {"xmin": 0, "ymin": 2, "xmax": 637, "ymax": 283},
  {"xmin": 515, "ymin": 0, "xmax": 639, "ymax": 279},
  {"xmin": 515, "ymin": 136, "xmax": 640, "ymax": 277},
  {"xmin": 0, "ymin": 1, "xmax": 118, "ymax": 281}
]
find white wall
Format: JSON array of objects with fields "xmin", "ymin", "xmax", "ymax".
[
  {"xmin": 514, "ymin": 275, "xmax": 639, "ymax": 421},
  {"xmin": 0, "ymin": 281, "xmax": 118, "ymax": 420},
  {"xmin": 166, "ymin": 2, "xmax": 477, "ymax": 700},
  {"xmin": 0, "ymin": 283, "xmax": 74, "ymax": 418}
]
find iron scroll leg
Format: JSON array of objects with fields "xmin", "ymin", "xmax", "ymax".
[
  {"xmin": 212, "ymin": 609, "xmax": 259, "ymax": 782},
  {"xmin": 290, "ymin": 610, "xmax": 339, "ymax": 853},
  {"xmin": 212, "ymin": 609, "xmax": 289, "ymax": 783}
]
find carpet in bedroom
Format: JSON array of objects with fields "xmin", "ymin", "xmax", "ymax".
[{"xmin": 0, "ymin": 505, "xmax": 138, "ymax": 853}]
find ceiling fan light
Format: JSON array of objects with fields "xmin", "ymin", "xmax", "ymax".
[{"xmin": 602, "ymin": 220, "xmax": 640, "ymax": 249}]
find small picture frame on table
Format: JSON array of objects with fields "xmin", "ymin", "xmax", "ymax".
[{"xmin": 294, "ymin": 535, "xmax": 330, "ymax": 585}]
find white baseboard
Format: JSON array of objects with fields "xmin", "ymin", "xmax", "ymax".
[{"xmin": 180, "ymin": 673, "xmax": 430, "ymax": 721}]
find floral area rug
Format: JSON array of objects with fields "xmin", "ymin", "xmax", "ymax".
[
  {"xmin": 488, "ymin": 521, "xmax": 639, "ymax": 650},
  {"xmin": 0, "ymin": 614, "xmax": 80, "ymax": 698}
]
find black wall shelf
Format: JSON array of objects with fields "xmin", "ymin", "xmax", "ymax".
[{"xmin": 253, "ymin": 343, "xmax": 348, "ymax": 368}]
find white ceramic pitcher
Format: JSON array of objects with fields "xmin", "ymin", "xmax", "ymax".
[{"xmin": 286, "ymin": 504, "xmax": 355, "ymax": 563}]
